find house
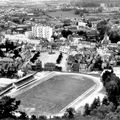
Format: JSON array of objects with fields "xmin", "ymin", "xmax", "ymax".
[
  {"xmin": 44, "ymin": 63, "xmax": 56, "ymax": 71},
  {"xmin": 71, "ymin": 63, "xmax": 79, "ymax": 72}
]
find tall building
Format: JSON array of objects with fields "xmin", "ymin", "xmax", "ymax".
[
  {"xmin": 37, "ymin": 25, "xmax": 45, "ymax": 38},
  {"xmin": 32, "ymin": 24, "xmax": 38, "ymax": 37},
  {"xmin": 44, "ymin": 26, "xmax": 53, "ymax": 41},
  {"xmin": 32, "ymin": 24, "xmax": 53, "ymax": 41}
]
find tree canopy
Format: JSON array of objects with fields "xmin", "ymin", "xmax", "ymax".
[{"xmin": 0, "ymin": 96, "xmax": 20, "ymax": 119}]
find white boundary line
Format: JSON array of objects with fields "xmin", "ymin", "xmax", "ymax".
[
  {"xmin": 59, "ymin": 84, "xmax": 97, "ymax": 113},
  {"xmin": 54, "ymin": 72, "xmax": 103, "ymax": 116}
]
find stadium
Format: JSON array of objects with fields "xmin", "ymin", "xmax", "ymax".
[{"xmin": 8, "ymin": 72, "xmax": 102, "ymax": 116}]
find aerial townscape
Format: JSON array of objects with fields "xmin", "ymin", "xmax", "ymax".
[{"xmin": 1, "ymin": 0, "xmax": 120, "ymax": 120}]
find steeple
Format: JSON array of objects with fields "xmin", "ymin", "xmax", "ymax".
[{"xmin": 101, "ymin": 33, "xmax": 111, "ymax": 45}]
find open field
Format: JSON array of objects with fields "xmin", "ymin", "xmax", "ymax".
[
  {"xmin": 47, "ymin": 10, "xmax": 79, "ymax": 19},
  {"xmin": 15, "ymin": 74, "xmax": 95, "ymax": 116}
]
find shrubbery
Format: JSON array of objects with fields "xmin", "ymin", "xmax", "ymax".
[{"xmin": 56, "ymin": 53, "xmax": 63, "ymax": 64}]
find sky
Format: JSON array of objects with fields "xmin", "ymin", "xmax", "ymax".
[
  {"xmin": 0, "ymin": 0, "xmax": 52, "ymax": 5},
  {"xmin": 0, "ymin": 0, "xmax": 69, "ymax": 5}
]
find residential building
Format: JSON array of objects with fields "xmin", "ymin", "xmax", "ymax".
[
  {"xmin": 25, "ymin": 31, "xmax": 33, "ymax": 39},
  {"xmin": 32, "ymin": 24, "xmax": 53, "ymax": 41},
  {"xmin": 44, "ymin": 63, "xmax": 56, "ymax": 71},
  {"xmin": 32, "ymin": 24, "xmax": 38, "ymax": 38},
  {"xmin": 36, "ymin": 25, "xmax": 45, "ymax": 38}
]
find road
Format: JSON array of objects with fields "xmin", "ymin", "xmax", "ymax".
[{"xmin": 7, "ymin": 71, "xmax": 104, "ymax": 117}]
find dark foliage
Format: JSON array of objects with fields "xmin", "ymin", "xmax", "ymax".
[
  {"xmin": 109, "ymin": 30, "xmax": 120, "ymax": 43},
  {"xmin": 97, "ymin": 19, "xmax": 110, "ymax": 40},
  {"xmin": 61, "ymin": 29, "xmax": 72, "ymax": 38},
  {"xmin": 56, "ymin": 53, "xmax": 63, "ymax": 64},
  {"xmin": 101, "ymin": 70, "xmax": 120, "ymax": 107},
  {"xmin": 102, "ymin": 96, "xmax": 109, "ymax": 106},
  {"xmin": 55, "ymin": 66, "xmax": 62, "ymax": 71},
  {"xmin": 30, "ymin": 51, "xmax": 40, "ymax": 63},
  {"xmin": 0, "ymin": 96, "xmax": 20, "ymax": 119},
  {"xmin": 0, "ymin": 49, "xmax": 5, "ymax": 57},
  {"xmin": 63, "ymin": 108, "xmax": 75, "ymax": 119},
  {"xmin": 90, "ymin": 97, "xmax": 101, "ymax": 111},
  {"xmin": 84, "ymin": 103, "xmax": 90, "ymax": 116},
  {"xmin": 18, "ymin": 111, "xmax": 28, "ymax": 120}
]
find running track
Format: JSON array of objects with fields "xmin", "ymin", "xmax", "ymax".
[{"xmin": 7, "ymin": 72, "xmax": 104, "ymax": 116}]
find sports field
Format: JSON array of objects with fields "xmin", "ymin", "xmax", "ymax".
[{"xmin": 16, "ymin": 74, "xmax": 95, "ymax": 116}]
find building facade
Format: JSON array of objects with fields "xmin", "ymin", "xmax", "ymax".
[{"xmin": 32, "ymin": 24, "xmax": 53, "ymax": 41}]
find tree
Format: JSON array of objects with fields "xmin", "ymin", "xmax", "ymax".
[
  {"xmin": 63, "ymin": 108, "xmax": 75, "ymax": 119},
  {"xmin": 30, "ymin": 51, "xmax": 40, "ymax": 63},
  {"xmin": 0, "ymin": 96, "xmax": 20, "ymax": 119},
  {"xmin": 38, "ymin": 115, "xmax": 47, "ymax": 120},
  {"xmin": 67, "ymin": 55, "xmax": 75, "ymax": 64},
  {"xmin": 12, "ymin": 18, "xmax": 21, "ymax": 24},
  {"xmin": 61, "ymin": 29, "xmax": 72, "ymax": 38},
  {"xmin": 101, "ymin": 70, "xmax": 120, "ymax": 107},
  {"xmin": 86, "ymin": 20, "xmax": 92, "ymax": 28},
  {"xmin": 71, "ymin": 63, "xmax": 79, "ymax": 72},
  {"xmin": 105, "ymin": 80, "xmax": 119, "ymax": 107},
  {"xmin": 97, "ymin": 19, "xmax": 111, "ymax": 40},
  {"xmin": 109, "ymin": 25, "xmax": 120, "ymax": 43},
  {"xmin": 30, "ymin": 115, "xmax": 37, "ymax": 120},
  {"xmin": 92, "ymin": 55, "xmax": 103, "ymax": 71},
  {"xmin": 102, "ymin": 96, "xmax": 109, "ymax": 106},
  {"xmin": 0, "ymin": 49, "xmax": 5, "ymax": 57},
  {"xmin": 56, "ymin": 52, "xmax": 63, "ymax": 64},
  {"xmin": 84, "ymin": 103, "xmax": 90, "ymax": 116},
  {"xmin": 90, "ymin": 97, "xmax": 101, "ymax": 111},
  {"xmin": 18, "ymin": 111, "xmax": 28, "ymax": 120}
]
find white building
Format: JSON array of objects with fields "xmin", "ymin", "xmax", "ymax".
[
  {"xmin": 32, "ymin": 24, "xmax": 38, "ymax": 37},
  {"xmin": 32, "ymin": 24, "xmax": 53, "ymax": 41},
  {"xmin": 78, "ymin": 21, "xmax": 86, "ymax": 27},
  {"xmin": 100, "ymin": 3, "xmax": 107, "ymax": 10},
  {"xmin": 36, "ymin": 25, "xmax": 45, "ymax": 38},
  {"xmin": 44, "ymin": 26, "xmax": 53, "ymax": 41},
  {"xmin": 4, "ymin": 34, "xmax": 40, "ymax": 45},
  {"xmin": 25, "ymin": 31, "xmax": 33, "ymax": 39}
]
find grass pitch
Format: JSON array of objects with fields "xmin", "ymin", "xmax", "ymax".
[{"xmin": 16, "ymin": 74, "xmax": 95, "ymax": 116}]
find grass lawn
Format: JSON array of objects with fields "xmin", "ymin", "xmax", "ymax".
[{"xmin": 16, "ymin": 74, "xmax": 95, "ymax": 116}]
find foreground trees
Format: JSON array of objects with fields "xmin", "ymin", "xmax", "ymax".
[
  {"xmin": 101, "ymin": 70, "xmax": 120, "ymax": 107},
  {"xmin": 0, "ymin": 96, "xmax": 20, "ymax": 119},
  {"xmin": 56, "ymin": 52, "xmax": 63, "ymax": 64}
]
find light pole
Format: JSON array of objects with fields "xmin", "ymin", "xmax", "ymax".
[{"xmin": 49, "ymin": 37, "xmax": 54, "ymax": 54}]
